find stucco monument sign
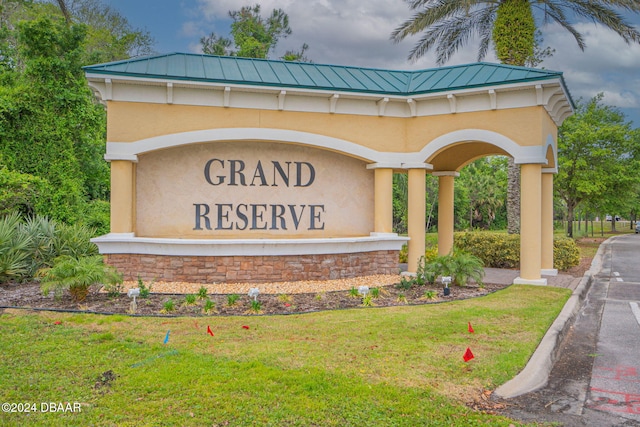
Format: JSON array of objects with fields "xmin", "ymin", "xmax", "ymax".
[{"xmin": 84, "ymin": 53, "xmax": 572, "ymax": 285}]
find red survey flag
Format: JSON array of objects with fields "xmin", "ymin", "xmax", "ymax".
[
  {"xmin": 242, "ymin": 325, "xmax": 250, "ymax": 330},
  {"xmin": 207, "ymin": 325, "xmax": 214, "ymax": 336},
  {"xmin": 468, "ymin": 322, "xmax": 474, "ymax": 333},
  {"xmin": 463, "ymin": 347, "xmax": 475, "ymax": 362}
]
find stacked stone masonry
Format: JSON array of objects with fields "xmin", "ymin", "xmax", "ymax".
[{"xmin": 105, "ymin": 251, "xmax": 400, "ymax": 283}]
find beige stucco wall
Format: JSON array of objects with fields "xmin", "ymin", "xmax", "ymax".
[
  {"xmin": 135, "ymin": 141, "xmax": 374, "ymax": 238},
  {"xmin": 107, "ymin": 102, "xmax": 550, "ymax": 155}
]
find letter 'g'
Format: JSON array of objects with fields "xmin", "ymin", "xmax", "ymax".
[{"xmin": 204, "ymin": 159, "xmax": 225, "ymax": 185}]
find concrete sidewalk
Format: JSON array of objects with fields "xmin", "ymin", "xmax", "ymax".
[{"xmin": 483, "ymin": 267, "xmax": 582, "ymax": 290}]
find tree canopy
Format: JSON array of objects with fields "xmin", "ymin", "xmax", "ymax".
[
  {"xmin": 0, "ymin": 0, "xmax": 153, "ymax": 232},
  {"xmin": 200, "ymin": 4, "xmax": 310, "ymax": 61},
  {"xmin": 556, "ymin": 95, "xmax": 640, "ymax": 236}
]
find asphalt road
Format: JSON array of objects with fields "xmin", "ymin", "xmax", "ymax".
[{"xmin": 502, "ymin": 234, "xmax": 640, "ymax": 426}]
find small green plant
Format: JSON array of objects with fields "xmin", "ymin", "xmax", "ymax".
[
  {"xmin": 361, "ymin": 294, "xmax": 375, "ymax": 307},
  {"xmin": 249, "ymin": 299, "xmax": 262, "ymax": 314},
  {"xmin": 370, "ymin": 287, "xmax": 380, "ymax": 298},
  {"xmin": 348, "ymin": 287, "xmax": 359, "ymax": 298},
  {"xmin": 314, "ymin": 292, "xmax": 325, "ymax": 301},
  {"xmin": 197, "ymin": 286, "xmax": 208, "ymax": 300},
  {"xmin": 184, "ymin": 294, "xmax": 197, "ymax": 305},
  {"xmin": 203, "ymin": 298, "xmax": 215, "ymax": 314},
  {"xmin": 162, "ymin": 299, "xmax": 175, "ymax": 313},
  {"xmin": 396, "ymin": 293, "xmax": 407, "ymax": 304},
  {"xmin": 104, "ymin": 282, "xmax": 123, "ymax": 298},
  {"xmin": 227, "ymin": 294, "xmax": 239, "ymax": 306},
  {"xmin": 423, "ymin": 290, "xmax": 438, "ymax": 300},
  {"xmin": 38, "ymin": 255, "xmax": 122, "ymax": 303},
  {"xmin": 278, "ymin": 294, "xmax": 292, "ymax": 303},
  {"xmin": 395, "ymin": 275, "xmax": 414, "ymax": 290},
  {"xmin": 137, "ymin": 276, "xmax": 153, "ymax": 298}
]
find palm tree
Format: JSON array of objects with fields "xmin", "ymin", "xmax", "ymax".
[{"xmin": 391, "ymin": 0, "xmax": 640, "ymax": 233}]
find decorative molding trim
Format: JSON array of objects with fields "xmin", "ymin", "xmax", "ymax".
[
  {"xmin": 85, "ymin": 73, "xmax": 572, "ymax": 125},
  {"xmin": 432, "ymin": 171, "xmax": 460, "ymax": 177},
  {"xmin": 91, "ymin": 233, "xmax": 409, "ymax": 257},
  {"xmin": 420, "ymin": 129, "xmax": 549, "ymax": 165},
  {"xmin": 447, "ymin": 94, "xmax": 457, "ymax": 113}
]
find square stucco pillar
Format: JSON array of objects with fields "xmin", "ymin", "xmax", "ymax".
[
  {"xmin": 110, "ymin": 160, "xmax": 135, "ymax": 233},
  {"xmin": 407, "ymin": 167, "xmax": 426, "ymax": 273},
  {"xmin": 515, "ymin": 163, "xmax": 546, "ymax": 285},
  {"xmin": 541, "ymin": 172, "xmax": 557, "ymax": 275},
  {"xmin": 368, "ymin": 166, "xmax": 394, "ymax": 234},
  {"xmin": 434, "ymin": 172, "xmax": 458, "ymax": 256}
]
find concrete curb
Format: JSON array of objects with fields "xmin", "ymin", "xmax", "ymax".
[{"xmin": 494, "ymin": 237, "xmax": 615, "ymax": 399}]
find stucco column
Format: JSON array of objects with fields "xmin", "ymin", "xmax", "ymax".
[
  {"xmin": 515, "ymin": 163, "xmax": 546, "ymax": 285},
  {"xmin": 368, "ymin": 166, "xmax": 394, "ymax": 233},
  {"xmin": 541, "ymin": 172, "xmax": 557, "ymax": 275},
  {"xmin": 110, "ymin": 160, "xmax": 135, "ymax": 233},
  {"xmin": 434, "ymin": 172, "xmax": 458, "ymax": 256},
  {"xmin": 407, "ymin": 167, "xmax": 426, "ymax": 273}
]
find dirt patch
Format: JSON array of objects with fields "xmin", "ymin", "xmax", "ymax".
[{"xmin": 0, "ymin": 278, "xmax": 508, "ymax": 317}]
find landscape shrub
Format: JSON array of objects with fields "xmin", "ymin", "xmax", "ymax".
[
  {"xmin": 553, "ymin": 237, "xmax": 581, "ymax": 270},
  {"xmin": 38, "ymin": 255, "xmax": 122, "ymax": 302},
  {"xmin": 454, "ymin": 232, "xmax": 519, "ymax": 268},
  {"xmin": 0, "ymin": 214, "xmax": 100, "ymax": 283},
  {"xmin": 454, "ymin": 232, "xmax": 580, "ymax": 270}
]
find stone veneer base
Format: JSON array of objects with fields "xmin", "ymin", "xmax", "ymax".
[{"xmin": 105, "ymin": 251, "xmax": 400, "ymax": 283}]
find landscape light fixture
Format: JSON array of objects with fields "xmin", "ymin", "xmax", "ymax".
[
  {"xmin": 358, "ymin": 285, "xmax": 369, "ymax": 296},
  {"xmin": 248, "ymin": 288, "xmax": 260, "ymax": 301},
  {"xmin": 441, "ymin": 276, "xmax": 452, "ymax": 296},
  {"xmin": 127, "ymin": 287, "xmax": 140, "ymax": 313}
]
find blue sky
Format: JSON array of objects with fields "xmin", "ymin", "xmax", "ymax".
[{"xmin": 102, "ymin": 0, "xmax": 640, "ymax": 126}]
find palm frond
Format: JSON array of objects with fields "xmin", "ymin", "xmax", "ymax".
[{"xmin": 407, "ymin": 7, "xmax": 498, "ymax": 63}]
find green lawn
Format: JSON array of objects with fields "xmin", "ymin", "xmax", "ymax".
[{"xmin": 0, "ymin": 285, "xmax": 570, "ymax": 426}]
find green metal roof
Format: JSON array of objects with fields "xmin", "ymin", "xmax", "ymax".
[{"xmin": 84, "ymin": 52, "xmax": 568, "ymax": 97}]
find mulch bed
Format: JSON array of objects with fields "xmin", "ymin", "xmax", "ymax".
[{"xmin": 0, "ymin": 280, "xmax": 508, "ymax": 317}]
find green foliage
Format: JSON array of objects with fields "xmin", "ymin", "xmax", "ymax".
[
  {"xmin": 227, "ymin": 294, "xmax": 239, "ymax": 306},
  {"xmin": 457, "ymin": 157, "xmax": 507, "ymax": 230},
  {"xmin": 493, "ymin": 0, "xmax": 535, "ymax": 66},
  {"xmin": 553, "ymin": 238, "xmax": 581, "ymax": 270},
  {"xmin": 249, "ymin": 299, "xmax": 262, "ymax": 314},
  {"xmin": 162, "ymin": 299, "xmax": 175, "ymax": 313},
  {"xmin": 423, "ymin": 290, "xmax": 438, "ymax": 300},
  {"xmin": 348, "ymin": 287, "xmax": 359, "ymax": 298},
  {"xmin": 38, "ymin": 254, "xmax": 122, "ymax": 302},
  {"xmin": 392, "ymin": 0, "xmax": 640, "ymax": 65},
  {"xmin": 202, "ymin": 298, "xmax": 215, "ymax": 314},
  {"xmin": 454, "ymin": 232, "xmax": 580, "ymax": 270},
  {"xmin": 0, "ymin": 213, "xmax": 100, "ymax": 283},
  {"xmin": 0, "ymin": 213, "xmax": 31, "ymax": 282},
  {"xmin": 103, "ymin": 281, "xmax": 123, "ymax": 298},
  {"xmin": 0, "ymin": 14, "xmax": 110, "ymax": 223},
  {"xmin": 556, "ymin": 95, "xmax": 640, "ymax": 237},
  {"xmin": 184, "ymin": 294, "xmax": 197, "ymax": 305},
  {"xmin": 419, "ymin": 252, "xmax": 485, "ymax": 287},
  {"xmin": 370, "ymin": 287, "xmax": 380, "ymax": 299},
  {"xmin": 395, "ymin": 275, "xmax": 414, "ymax": 290},
  {"xmin": 137, "ymin": 276, "xmax": 152, "ymax": 298},
  {"xmin": 197, "ymin": 286, "xmax": 208, "ymax": 300},
  {"xmin": 455, "ymin": 232, "xmax": 520, "ymax": 268},
  {"xmin": 0, "ymin": 164, "xmax": 48, "ymax": 217},
  {"xmin": 200, "ymin": 4, "xmax": 309, "ymax": 61},
  {"xmin": 361, "ymin": 294, "xmax": 375, "ymax": 307}
]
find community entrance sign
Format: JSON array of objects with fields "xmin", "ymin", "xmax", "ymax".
[{"xmin": 85, "ymin": 53, "xmax": 572, "ymax": 285}]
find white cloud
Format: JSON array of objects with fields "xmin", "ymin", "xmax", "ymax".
[{"xmin": 184, "ymin": 0, "xmax": 639, "ymax": 123}]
